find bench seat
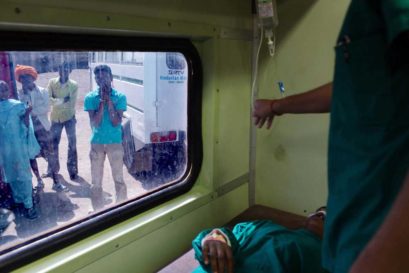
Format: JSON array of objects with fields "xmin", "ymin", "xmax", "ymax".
[{"xmin": 157, "ymin": 205, "xmax": 307, "ymax": 273}]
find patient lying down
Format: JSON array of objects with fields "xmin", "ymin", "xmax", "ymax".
[{"xmin": 192, "ymin": 207, "xmax": 327, "ymax": 273}]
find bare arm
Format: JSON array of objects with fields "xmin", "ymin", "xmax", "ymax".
[
  {"xmin": 87, "ymin": 101, "xmax": 104, "ymax": 128},
  {"xmin": 47, "ymin": 80, "xmax": 59, "ymax": 106},
  {"xmin": 23, "ymin": 104, "xmax": 32, "ymax": 127},
  {"xmin": 202, "ymin": 230, "xmax": 234, "ymax": 273},
  {"xmin": 272, "ymin": 82, "xmax": 332, "ymax": 114},
  {"xmin": 350, "ymin": 170, "xmax": 409, "ymax": 273},
  {"xmin": 253, "ymin": 82, "xmax": 332, "ymax": 129},
  {"xmin": 106, "ymin": 98, "xmax": 123, "ymax": 127}
]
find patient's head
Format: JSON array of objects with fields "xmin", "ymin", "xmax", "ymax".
[{"xmin": 304, "ymin": 206, "xmax": 326, "ymax": 239}]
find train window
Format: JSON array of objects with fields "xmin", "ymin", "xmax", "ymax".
[{"xmin": 0, "ymin": 33, "xmax": 202, "ymax": 269}]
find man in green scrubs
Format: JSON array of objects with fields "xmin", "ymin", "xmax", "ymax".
[
  {"xmin": 192, "ymin": 208, "xmax": 327, "ymax": 273},
  {"xmin": 253, "ymin": 1, "xmax": 409, "ymax": 272}
]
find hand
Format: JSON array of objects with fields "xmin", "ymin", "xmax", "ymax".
[
  {"xmin": 101, "ymin": 80, "xmax": 111, "ymax": 95},
  {"xmin": 253, "ymin": 99, "xmax": 281, "ymax": 129},
  {"xmin": 202, "ymin": 239, "xmax": 234, "ymax": 273},
  {"xmin": 26, "ymin": 104, "xmax": 33, "ymax": 114},
  {"xmin": 99, "ymin": 94, "xmax": 108, "ymax": 106},
  {"xmin": 63, "ymin": 96, "xmax": 70, "ymax": 103},
  {"xmin": 101, "ymin": 88, "xmax": 110, "ymax": 102}
]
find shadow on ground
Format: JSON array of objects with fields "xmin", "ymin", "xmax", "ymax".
[{"xmin": 13, "ymin": 189, "xmax": 77, "ymax": 238}]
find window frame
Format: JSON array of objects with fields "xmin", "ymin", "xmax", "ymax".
[{"xmin": 0, "ymin": 30, "xmax": 203, "ymax": 271}]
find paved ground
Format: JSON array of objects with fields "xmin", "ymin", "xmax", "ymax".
[{"xmin": 1, "ymin": 69, "xmax": 149, "ymax": 249}]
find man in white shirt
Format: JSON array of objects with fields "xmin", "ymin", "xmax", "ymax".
[{"xmin": 15, "ymin": 65, "xmax": 67, "ymax": 192}]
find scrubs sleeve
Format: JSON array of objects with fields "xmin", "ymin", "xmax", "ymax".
[{"xmin": 381, "ymin": 0, "xmax": 409, "ymax": 44}]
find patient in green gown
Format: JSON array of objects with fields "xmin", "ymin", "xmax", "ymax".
[{"xmin": 192, "ymin": 207, "xmax": 327, "ymax": 273}]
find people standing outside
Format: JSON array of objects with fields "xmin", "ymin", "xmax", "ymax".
[
  {"xmin": 47, "ymin": 62, "xmax": 79, "ymax": 181},
  {"xmin": 84, "ymin": 64, "xmax": 128, "ymax": 211},
  {"xmin": 15, "ymin": 65, "xmax": 67, "ymax": 192},
  {"xmin": 0, "ymin": 81, "xmax": 40, "ymax": 219},
  {"xmin": 253, "ymin": 1, "xmax": 409, "ymax": 272}
]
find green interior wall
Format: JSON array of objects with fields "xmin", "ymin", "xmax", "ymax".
[
  {"xmin": 1, "ymin": 0, "xmax": 253, "ymax": 272},
  {"xmin": 213, "ymin": 38, "xmax": 252, "ymax": 185},
  {"xmin": 255, "ymin": 0, "xmax": 350, "ymax": 215},
  {"xmin": 74, "ymin": 185, "xmax": 249, "ymax": 273},
  {"xmin": 0, "ymin": 0, "xmax": 354, "ymax": 271}
]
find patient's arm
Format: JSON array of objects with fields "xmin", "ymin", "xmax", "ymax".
[
  {"xmin": 350, "ymin": 171, "xmax": 409, "ymax": 273},
  {"xmin": 192, "ymin": 227, "xmax": 237, "ymax": 273},
  {"xmin": 202, "ymin": 233, "xmax": 234, "ymax": 273}
]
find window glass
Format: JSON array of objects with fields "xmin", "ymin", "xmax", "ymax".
[{"xmin": 0, "ymin": 50, "xmax": 189, "ymax": 252}]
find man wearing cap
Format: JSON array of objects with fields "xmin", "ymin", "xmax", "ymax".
[
  {"xmin": 15, "ymin": 65, "xmax": 67, "ymax": 192},
  {"xmin": 84, "ymin": 64, "xmax": 128, "ymax": 211},
  {"xmin": 47, "ymin": 62, "xmax": 79, "ymax": 181}
]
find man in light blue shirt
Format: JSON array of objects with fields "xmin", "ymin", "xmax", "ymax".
[{"xmin": 84, "ymin": 65, "xmax": 128, "ymax": 211}]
